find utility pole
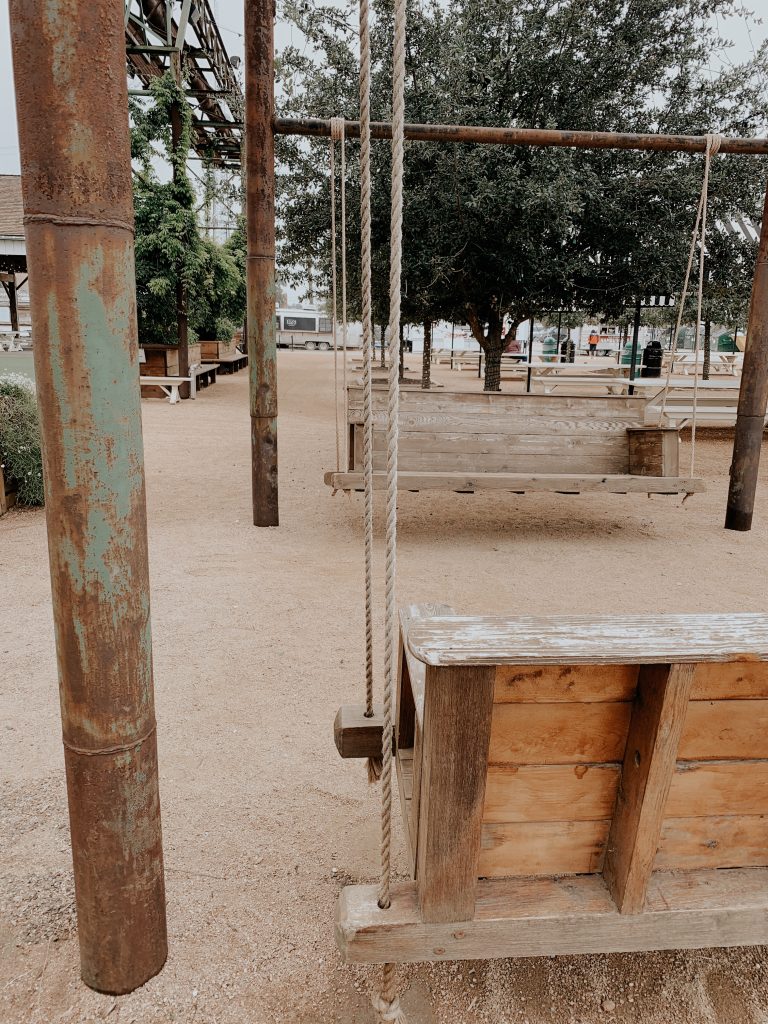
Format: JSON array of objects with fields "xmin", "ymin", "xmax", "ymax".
[
  {"xmin": 725, "ymin": 183, "xmax": 768, "ymax": 531},
  {"xmin": 170, "ymin": 38, "xmax": 190, "ymax": 397},
  {"xmin": 170, "ymin": 101, "xmax": 190, "ymax": 397},
  {"xmin": 245, "ymin": 0, "xmax": 279, "ymax": 526},
  {"xmin": 628, "ymin": 298, "xmax": 641, "ymax": 395},
  {"xmin": 9, "ymin": 0, "xmax": 167, "ymax": 993}
]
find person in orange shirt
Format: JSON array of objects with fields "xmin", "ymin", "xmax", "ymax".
[{"xmin": 588, "ymin": 331, "xmax": 599, "ymax": 357}]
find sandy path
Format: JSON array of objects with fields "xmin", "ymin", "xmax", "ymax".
[{"xmin": 2, "ymin": 352, "xmax": 768, "ymax": 1024}]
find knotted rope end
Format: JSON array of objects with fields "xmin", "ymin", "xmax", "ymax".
[
  {"xmin": 372, "ymin": 993, "xmax": 408, "ymax": 1023},
  {"xmin": 367, "ymin": 756, "xmax": 383, "ymax": 783}
]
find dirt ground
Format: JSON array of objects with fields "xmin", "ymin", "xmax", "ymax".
[{"xmin": 2, "ymin": 352, "xmax": 768, "ymax": 1024}]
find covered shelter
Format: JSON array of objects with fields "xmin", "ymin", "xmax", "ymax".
[{"xmin": 0, "ymin": 174, "xmax": 29, "ymax": 335}]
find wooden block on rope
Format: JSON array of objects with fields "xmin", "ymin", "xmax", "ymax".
[{"xmin": 334, "ymin": 704, "xmax": 384, "ymax": 759}]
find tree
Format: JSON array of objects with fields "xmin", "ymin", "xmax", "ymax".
[
  {"xmin": 276, "ymin": 0, "xmax": 768, "ymax": 389},
  {"xmin": 130, "ymin": 74, "xmax": 246, "ymax": 345}
]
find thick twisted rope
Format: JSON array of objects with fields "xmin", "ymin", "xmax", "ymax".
[
  {"xmin": 359, "ymin": 0, "xmax": 378, "ymax": 782},
  {"xmin": 379, "ymin": 0, "xmax": 406, "ymax": 915},
  {"xmin": 329, "ymin": 125, "xmax": 341, "ymax": 471},
  {"xmin": 372, "ymin": 0, "xmax": 408, "ymax": 1017},
  {"xmin": 372, "ymin": 963, "xmax": 407, "ymax": 1023},
  {"xmin": 690, "ymin": 133, "xmax": 722, "ymax": 475}
]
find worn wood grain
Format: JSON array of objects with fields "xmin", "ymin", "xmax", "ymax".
[
  {"xmin": 691, "ymin": 661, "xmax": 768, "ymax": 700},
  {"xmin": 483, "ymin": 763, "xmax": 621, "ymax": 823},
  {"xmin": 417, "ymin": 664, "xmax": 496, "ymax": 923},
  {"xmin": 679, "ymin": 699, "xmax": 768, "ymax": 760},
  {"xmin": 479, "ymin": 819, "xmax": 610, "ymax": 876},
  {"xmin": 627, "ymin": 428, "xmax": 680, "ymax": 476},
  {"xmin": 333, "ymin": 704, "xmax": 384, "ymax": 759},
  {"xmin": 336, "ymin": 868, "xmax": 768, "ymax": 964},
  {"xmin": 406, "ymin": 614, "xmax": 768, "ymax": 667},
  {"xmin": 666, "ymin": 760, "xmax": 768, "ymax": 817},
  {"xmin": 488, "ymin": 702, "xmax": 632, "ymax": 764},
  {"xmin": 603, "ymin": 663, "xmax": 696, "ymax": 914},
  {"xmin": 494, "ymin": 664, "xmax": 639, "ymax": 703},
  {"xmin": 325, "ymin": 471, "xmax": 704, "ymax": 494},
  {"xmin": 657, "ymin": 815, "xmax": 768, "ymax": 870}
]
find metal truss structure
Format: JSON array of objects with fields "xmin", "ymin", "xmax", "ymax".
[{"xmin": 125, "ymin": 0, "xmax": 243, "ymax": 167}]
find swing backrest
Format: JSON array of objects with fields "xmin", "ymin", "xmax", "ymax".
[
  {"xmin": 396, "ymin": 607, "xmax": 768, "ymax": 922},
  {"xmin": 347, "ymin": 386, "xmax": 678, "ymax": 477}
]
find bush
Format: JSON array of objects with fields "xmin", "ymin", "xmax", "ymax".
[{"xmin": 0, "ymin": 374, "xmax": 44, "ymax": 506}]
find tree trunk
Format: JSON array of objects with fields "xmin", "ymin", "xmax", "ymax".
[
  {"xmin": 484, "ymin": 343, "xmax": 503, "ymax": 391},
  {"xmin": 421, "ymin": 319, "xmax": 432, "ymax": 388},
  {"xmin": 381, "ymin": 321, "xmax": 386, "ymax": 367},
  {"xmin": 399, "ymin": 323, "xmax": 405, "ymax": 381},
  {"xmin": 703, "ymin": 320, "xmax": 711, "ymax": 380}
]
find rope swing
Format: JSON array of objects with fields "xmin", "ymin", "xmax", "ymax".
[
  {"xmin": 659, "ymin": 132, "xmax": 723, "ymax": 475},
  {"xmin": 329, "ymin": 116, "xmax": 349, "ymax": 472},
  {"xmin": 371, "ymin": 0, "xmax": 407, "ymax": 1015}
]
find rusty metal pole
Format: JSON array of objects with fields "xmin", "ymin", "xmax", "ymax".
[
  {"xmin": 9, "ymin": 0, "xmax": 167, "ymax": 993},
  {"xmin": 245, "ymin": 0, "xmax": 279, "ymax": 526},
  {"xmin": 169, "ymin": 101, "xmax": 191, "ymax": 398},
  {"xmin": 725, "ymin": 183, "xmax": 768, "ymax": 531}
]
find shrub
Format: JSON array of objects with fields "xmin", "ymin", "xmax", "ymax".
[{"xmin": 0, "ymin": 374, "xmax": 44, "ymax": 506}]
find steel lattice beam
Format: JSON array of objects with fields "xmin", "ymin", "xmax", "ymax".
[{"xmin": 125, "ymin": 0, "xmax": 243, "ymax": 166}]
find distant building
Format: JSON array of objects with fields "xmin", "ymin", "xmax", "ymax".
[{"xmin": 0, "ymin": 175, "xmax": 30, "ymax": 334}]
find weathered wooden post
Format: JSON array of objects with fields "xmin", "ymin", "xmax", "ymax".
[
  {"xmin": 245, "ymin": 0, "xmax": 279, "ymax": 526},
  {"xmin": 9, "ymin": 0, "xmax": 168, "ymax": 993},
  {"xmin": 726, "ymin": 184, "xmax": 768, "ymax": 531}
]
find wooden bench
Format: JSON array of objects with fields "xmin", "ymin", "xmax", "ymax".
[
  {"xmin": 336, "ymin": 605, "xmax": 768, "ymax": 964},
  {"xmin": 324, "ymin": 386, "xmax": 704, "ymax": 496},
  {"xmin": 205, "ymin": 352, "xmax": 248, "ymax": 374},
  {"xmin": 139, "ymin": 363, "xmax": 218, "ymax": 403}
]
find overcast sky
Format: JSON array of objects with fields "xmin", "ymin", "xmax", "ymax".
[{"xmin": 1, "ymin": 2, "xmax": 767, "ymax": 176}]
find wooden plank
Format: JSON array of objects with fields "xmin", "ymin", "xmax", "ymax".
[
  {"xmin": 603, "ymin": 663, "xmax": 696, "ymax": 914},
  {"xmin": 483, "ymin": 763, "xmax": 620, "ymax": 823},
  {"xmin": 488, "ymin": 703, "xmax": 632, "ymax": 765},
  {"xmin": 333, "ymin": 704, "xmax": 384, "ymax": 759},
  {"xmin": 371, "ymin": 428, "xmax": 632, "ymax": 452},
  {"xmin": 325, "ymin": 471, "xmax": 704, "ymax": 494},
  {"xmin": 627, "ymin": 428, "xmax": 680, "ymax": 476},
  {"xmin": 371, "ymin": 452, "xmax": 631, "ymax": 475},
  {"xmin": 657, "ymin": 816, "xmax": 768, "ymax": 870},
  {"xmin": 349, "ymin": 386, "xmax": 649, "ymax": 418},
  {"xmin": 692, "ymin": 661, "xmax": 768, "ymax": 700},
  {"xmin": 398, "ymin": 604, "xmax": 455, "ymax": 727},
  {"xmin": 354, "ymin": 413, "xmax": 644, "ymax": 434},
  {"xmin": 416, "ymin": 664, "xmax": 495, "ymax": 923},
  {"xmin": 336, "ymin": 868, "xmax": 768, "ymax": 964},
  {"xmin": 494, "ymin": 664, "xmax": 638, "ymax": 703},
  {"xmin": 679, "ymin": 700, "xmax": 768, "ymax": 760},
  {"xmin": 666, "ymin": 760, "xmax": 768, "ymax": 817},
  {"xmin": 406, "ymin": 613, "xmax": 768, "ymax": 668},
  {"xmin": 479, "ymin": 819, "xmax": 610, "ymax": 876},
  {"xmin": 396, "ymin": 748, "xmax": 415, "ymax": 866}
]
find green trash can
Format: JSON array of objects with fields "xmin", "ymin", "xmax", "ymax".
[
  {"xmin": 620, "ymin": 340, "xmax": 642, "ymax": 366},
  {"xmin": 717, "ymin": 332, "xmax": 736, "ymax": 353},
  {"xmin": 542, "ymin": 335, "xmax": 558, "ymax": 363}
]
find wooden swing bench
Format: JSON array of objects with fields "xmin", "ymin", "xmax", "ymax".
[
  {"xmin": 335, "ymin": 604, "xmax": 768, "ymax": 964},
  {"xmin": 324, "ymin": 386, "xmax": 705, "ymax": 496}
]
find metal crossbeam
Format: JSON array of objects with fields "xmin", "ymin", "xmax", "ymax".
[{"xmin": 125, "ymin": 0, "xmax": 243, "ymax": 165}]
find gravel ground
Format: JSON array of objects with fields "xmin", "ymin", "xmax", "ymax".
[{"xmin": 2, "ymin": 352, "xmax": 768, "ymax": 1024}]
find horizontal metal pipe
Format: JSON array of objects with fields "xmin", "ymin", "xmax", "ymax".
[{"xmin": 274, "ymin": 117, "xmax": 768, "ymax": 155}]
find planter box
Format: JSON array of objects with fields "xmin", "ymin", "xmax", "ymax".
[
  {"xmin": 140, "ymin": 343, "xmax": 202, "ymax": 377},
  {"xmin": 0, "ymin": 461, "xmax": 17, "ymax": 515},
  {"xmin": 200, "ymin": 338, "xmax": 238, "ymax": 361}
]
